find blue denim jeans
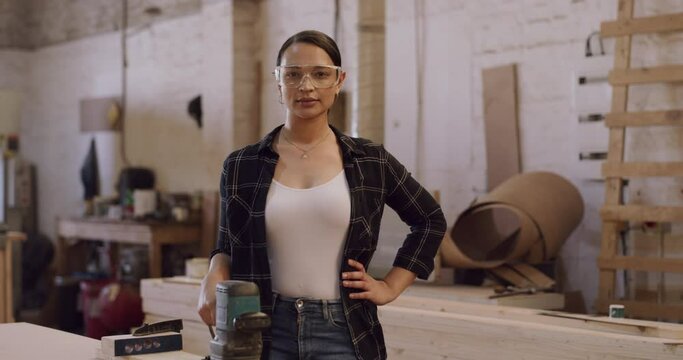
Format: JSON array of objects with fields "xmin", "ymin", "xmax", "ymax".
[{"xmin": 269, "ymin": 294, "xmax": 357, "ymax": 360}]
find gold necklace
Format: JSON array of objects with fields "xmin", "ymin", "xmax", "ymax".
[{"xmin": 281, "ymin": 129, "xmax": 331, "ymax": 159}]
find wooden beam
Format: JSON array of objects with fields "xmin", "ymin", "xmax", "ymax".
[
  {"xmin": 381, "ymin": 305, "xmax": 683, "ymax": 360},
  {"xmin": 482, "ymin": 64, "xmax": 521, "ymax": 191},
  {"xmin": 601, "ymin": 12, "xmax": 683, "ymax": 37},
  {"xmin": 598, "ymin": 256, "xmax": 683, "ymax": 273},
  {"xmin": 393, "ymin": 293, "xmax": 683, "ymax": 339},
  {"xmin": 609, "ymin": 65, "xmax": 683, "ymax": 85},
  {"xmin": 605, "ymin": 110, "xmax": 683, "ymax": 127},
  {"xmin": 599, "ymin": 0, "xmax": 633, "ymax": 305},
  {"xmin": 602, "ymin": 162, "xmax": 683, "ymax": 177},
  {"xmin": 601, "ymin": 205, "xmax": 683, "ymax": 222},
  {"xmin": 596, "ymin": 298, "xmax": 683, "ymax": 321}
]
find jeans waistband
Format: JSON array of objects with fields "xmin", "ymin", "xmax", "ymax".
[
  {"xmin": 273, "ymin": 293, "xmax": 343, "ymax": 305},
  {"xmin": 272, "ymin": 293, "xmax": 344, "ymax": 320}
]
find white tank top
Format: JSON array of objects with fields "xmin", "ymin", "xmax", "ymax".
[{"xmin": 265, "ymin": 170, "xmax": 350, "ymax": 300}]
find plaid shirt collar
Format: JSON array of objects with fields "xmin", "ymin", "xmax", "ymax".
[{"xmin": 256, "ymin": 124, "xmax": 367, "ymax": 160}]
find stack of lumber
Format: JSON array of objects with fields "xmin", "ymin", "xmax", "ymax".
[
  {"xmin": 382, "ymin": 292, "xmax": 683, "ymax": 359},
  {"xmin": 141, "ymin": 279, "xmax": 683, "ymax": 359},
  {"xmin": 140, "ymin": 277, "xmax": 209, "ymax": 356}
]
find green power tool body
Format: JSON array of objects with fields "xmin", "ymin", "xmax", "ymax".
[{"xmin": 210, "ymin": 281, "xmax": 271, "ymax": 360}]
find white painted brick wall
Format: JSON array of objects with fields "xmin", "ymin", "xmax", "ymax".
[
  {"xmin": 20, "ymin": 5, "xmax": 233, "ymax": 241},
  {"xmin": 22, "ymin": 32, "xmax": 123, "ymax": 240}
]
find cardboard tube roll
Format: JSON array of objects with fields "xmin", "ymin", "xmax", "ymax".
[
  {"xmin": 442, "ymin": 204, "xmax": 542, "ymax": 268},
  {"xmin": 477, "ymin": 172, "xmax": 584, "ymax": 259},
  {"xmin": 439, "ymin": 230, "xmax": 506, "ymax": 269},
  {"xmin": 443, "ymin": 172, "xmax": 584, "ymax": 268}
]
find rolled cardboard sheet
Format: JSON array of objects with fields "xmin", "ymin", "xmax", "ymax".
[
  {"xmin": 440, "ymin": 230, "xmax": 506, "ymax": 269},
  {"xmin": 443, "ymin": 172, "xmax": 583, "ymax": 268},
  {"xmin": 478, "ymin": 172, "xmax": 584, "ymax": 258},
  {"xmin": 443, "ymin": 204, "xmax": 542, "ymax": 268}
]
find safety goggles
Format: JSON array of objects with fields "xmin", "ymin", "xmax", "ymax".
[{"xmin": 273, "ymin": 65, "xmax": 342, "ymax": 88}]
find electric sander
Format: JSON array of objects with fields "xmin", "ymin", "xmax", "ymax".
[{"xmin": 209, "ymin": 280, "xmax": 271, "ymax": 360}]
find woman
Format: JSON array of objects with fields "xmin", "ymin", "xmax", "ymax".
[{"xmin": 197, "ymin": 30, "xmax": 446, "ymax": 360}]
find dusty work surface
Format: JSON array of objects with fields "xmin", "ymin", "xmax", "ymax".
[
  {"xmin": 0, "ymin": 322, "xmax": 203, "ymax": 360},
  {"xmin": 0, "ymin": 322, "xmax": 99, "ymax": 360},
  {"xmin": 404, "ymin": 283, "xmax": 565, "ymax": 309}
]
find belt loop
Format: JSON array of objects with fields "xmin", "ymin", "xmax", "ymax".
[
  {"xmin": 271, "ymin": 292, "xmax": 278, "ymax": 312},
  {"xmin": 322, "ymin": 300, "xmax": 329, "ymax": 321}
]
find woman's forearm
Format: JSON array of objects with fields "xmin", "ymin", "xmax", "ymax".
[
  {"xmin": 209, "ymin": 253, "xmax": 231, "ymax": 279},
  {"xmin": 382, "ymin": 266, "xmax": 416, "ymax": 302}
]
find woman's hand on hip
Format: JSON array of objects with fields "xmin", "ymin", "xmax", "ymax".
[{"xmin": 342, "ymin": 259, "xmax": 398, "ymax": 305}]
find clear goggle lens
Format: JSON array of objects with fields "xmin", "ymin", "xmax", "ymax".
[{"xmin": 274, "ymin": 65, "xmax": 341, "ymax": 88}]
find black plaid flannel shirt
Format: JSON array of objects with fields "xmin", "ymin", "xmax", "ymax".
[{"xmin": 211, "ymin": 124, "xmax": 447, "ymax": 360}]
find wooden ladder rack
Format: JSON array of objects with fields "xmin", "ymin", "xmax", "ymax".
[{"xmin": 597, "ymin": 0, "xmax": 683, "ymax": 320}]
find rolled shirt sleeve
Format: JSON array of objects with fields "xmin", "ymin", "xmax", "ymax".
[{"xmin": 383, "ymin": 146, "xmax": 447, "ymax": 280}]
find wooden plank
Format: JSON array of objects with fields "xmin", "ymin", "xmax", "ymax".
[
  {"xmin": 509, "ymin": 263, "xmax": 556, "ymax": 289},
  {"xmin": 488, "ymin": 265, "xmax": 534, "ymax": 288},
  {"xmin": 142, "ymin": 298, "xmax": 200, "ymax": 323},
  {"xmin": 602, "ymin": 162, "xmax": 683, "ymax": 177},
  {"xmin": 598, "ymin": 256, "xmax": 683, "ymax": 273},
  {"xmin": 482, "ymin": 64, "xmax": 520, "ymax": 190},
  {"xmin": 605, "ymin": 110, "xmax": 683, "ymax": 127},
  {"xmin": 596, "ymin": 298, "xmax": 683, "ymax": 321},
  {"xmin": 599, "ymin": 0, "xmax": 633, "ymax": 305},
  {"xmin": 141, "ymin": 278, "xmax": 200, "ymax": 306},
  {"xmin": 609, "ymin": 65, "xmax": 683, "ymax": 85},
  {"xmin": 0, "ymin": 233, "xmax": 24, "ymax": 323},
  {"xmin": 0, "ymin": 246, "xmax": 5, "ymax": 323},
  {"xmin": 4, "ymin": 239, "xmax": 11, "ymax": 323},
  {"xmin": 537, "ymin": 311, "xmax": 683, "ymax": 340},
  {"xmin": 393, "ymin": 294, "xmax": 683, "ymax": 339},
  {"xmin": 380, "ymin": 305, "xmax": 683, "ymax": 360},
  {"xmin": 162, "ymin": 276, "xmax": 202, "ymax": 285},
  {"xmin": 601, "ymin": 205, "xmax": 683, "ymax": 222},
  {"xmin": 403, "ymin": 284, "xmax": 564, "ymax": 310},
  {"xmin": 601, "ymin": 12, "xmax": 683, "ymax": 37},
  {"xmin": 141, "ymin": 278, "xmax": 207, "ymax": 356},
  {"xmin": 0, "ymin": 322, "xmax": 100, "ymax": 358}
]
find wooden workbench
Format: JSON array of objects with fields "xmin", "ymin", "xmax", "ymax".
[
  {"xmin": 57, "ymin": 217, "xmax": 200, "ymax": 278},
  {"xmin": 404, "ymin": 283, "xmax": 565, "ymax": 309},
  {"xmin": 0, "ymin": 322, "xmax": 202, "ymax": 360},
  {"xmin": 140, "ymin": 277, "xmax": 683, "ymax": 359},
  {"xmin": 0, "ymin": 322, "xmax": 99, "ymax": 360}
]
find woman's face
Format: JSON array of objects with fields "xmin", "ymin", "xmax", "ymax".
[{"xmin": 278, "ymin": 42, "xmax": 345, "ymax": 121}]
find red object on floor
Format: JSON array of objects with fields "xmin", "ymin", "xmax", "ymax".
[
  {"xmin": 80, "ymin": 279, "xmax": 113, "ymax": 339},
  {"xmin": 98, "ymin": 283, "xmax": 144, "ymax": 333}
]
